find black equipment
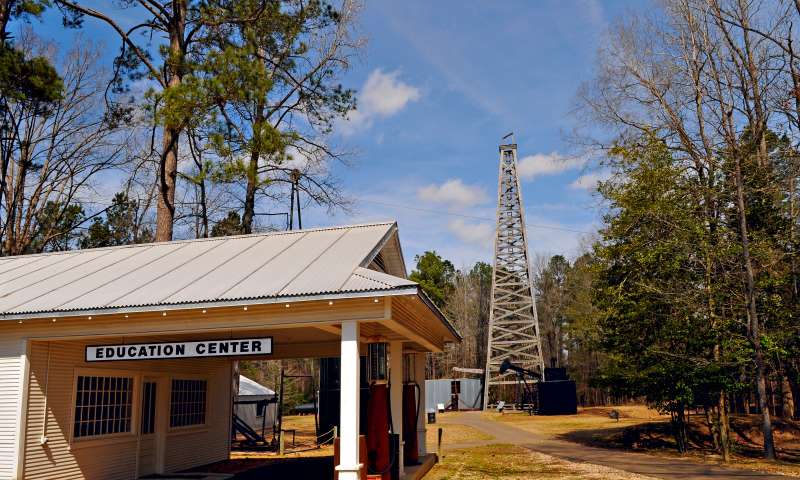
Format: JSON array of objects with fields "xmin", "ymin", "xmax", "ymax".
[
  {"xmin": 318, "ymin": 357, "xmax": 371, "ymax": 439},
  {"xmin": 499, "ymin": 359, "xmax": 540, "ymax": 414},
  {"xmin": 499, "ymin": 359, "xmax": 577, "ymax": 415},
  {"xmin": 544, "ymin": 367, "xmax": 568, "ymax": 381},
  {"xmin": 537, "ymin": 380, "xmax": 578, "ymax": 415}
]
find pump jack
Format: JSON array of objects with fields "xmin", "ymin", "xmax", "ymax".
[{"xmin": 499, "ymin": 359, "xmax": 541, "ymax": 415}]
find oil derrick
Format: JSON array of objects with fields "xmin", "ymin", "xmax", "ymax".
[{"xmin": 483, "ymin": 142, "xmax": 545, "ymax": 409}]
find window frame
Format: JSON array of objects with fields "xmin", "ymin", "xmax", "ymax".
[
  {"xmin": 167, "ymin": 375, "xmax": 209, "ymax": 431},
  {"xmin": 69, "ymin": 368, "xmax": 141, "ymax": 446},
  {"xmin": 140, "ymin": 379, "xmax": 158, "ymax": 436}
]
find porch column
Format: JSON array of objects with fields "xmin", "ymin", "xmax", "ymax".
[
  {"xmin": 414, "ymin": 353, "xmax": 427, "ymax": 456},
  {"xmin": 336, "ymin": 320, "xmax": 362, "ymax": 480},
  {"xmin": 389, "ymin": 341, "xmax": 404, "ymax": 475}
]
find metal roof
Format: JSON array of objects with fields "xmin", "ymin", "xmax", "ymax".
[
  {"xmin": 238, "ymin": 376, "xmax": 275, "ymax": 397},
  {"xmin": 0, "ymin": 222, "xmax": 419, "ymax": 319}
]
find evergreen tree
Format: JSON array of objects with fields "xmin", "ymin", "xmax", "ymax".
[{"xmin": 409, "ymin": 250, "xmax": 455, "ymax": 308}]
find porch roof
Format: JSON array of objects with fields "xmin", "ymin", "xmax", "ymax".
[{"xmin": 0, "ymin": 223, "xmax": 449, "ymax": 331}]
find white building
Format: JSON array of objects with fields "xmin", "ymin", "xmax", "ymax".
[{"xmin": 0, "ymin": 222, "xmax": 459, "ymax": 480}]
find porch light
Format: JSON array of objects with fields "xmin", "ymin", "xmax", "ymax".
[
  {"xmin": 367, "ymin": 337, "xmax": 389, "ymax": 384},
  {"xmin": 285, "ymin": 304, "xmax": 290, "ymax": 308},
  {"xmin": 243, "ymin": 306, "xmax": 248, "ymax": 311},
  {"xmin": 328, "ymin": 301, "xmax": 334, "ymax": 305},
  {"xmin": 162, "ymin": 312, "xmax": 167, "ymax": 316}
]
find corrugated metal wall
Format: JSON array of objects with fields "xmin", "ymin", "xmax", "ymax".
[
  {"xmin": 425, "ymin": 378, "xmax": 482, "ymax": 412},
  {"xmin": 0, "ymin": 336, "xmax": 24, "ymax": 480}
]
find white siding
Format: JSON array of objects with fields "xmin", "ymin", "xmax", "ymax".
[
  {"xmin": 22, "ymin": 339, "xmax": 231, "ymax": 480},
  {"xmin": 0, "ymin": 336, "xmax": 24, "ymax": 480}
]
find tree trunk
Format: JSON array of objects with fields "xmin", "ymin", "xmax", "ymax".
[
  {"xmin": 705, "ymin": 406, "xmax": 720, "ymax": 452},
  {"xmin": 0, "ymin": 0, "xmax": 12, "ymax": 42},
  {"xmin": 198, "ymin": 177, "xmax": 208, "ymax": 238},
  {"xmin": 242, "ymin": 148, "xmax": 258, "ymax": 234},
  {"xmin": 156, "ymin": 124, "xmax": 179, "ymax": 241},
  {"xmin": 242, "ymin": 104, "xmax": 266, "ymax": 235},
  {"xmin": 718, "ymin": 394, "xmax": 731, "ymax": 461},
  {"xmin": 154, "ymin": 0, "xmax": 186, "ymax": 242},
  {"xmin": 733, "ymin": 152, "xmax": 776, "ymax": 460}
]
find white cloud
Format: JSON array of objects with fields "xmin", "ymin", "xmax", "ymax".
[
  {"xmin": 417, "ymin": 179, "xmax": 489, "ymax": 210},
  {"xmin": 517, "ymin": 152, "xmax": 586, "ymax": 181},
  {"xmin": 447, "ymin": 219, "xmax": 493, "ymax": 246},
  {"xmin": 341, "ymin": 69, "xmax": 421, "ymax": 135},
  {"xmin": 570, "ymin": 171, "xmax": 611, "ymax": 191}
]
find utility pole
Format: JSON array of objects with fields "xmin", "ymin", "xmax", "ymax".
[
  {"xmin": 288, "ymin": 169, "xmax": 302, "ymax": 230},
  {"xmin": 483, "ymin": 141, "xmax": 545, "ymax": 409}
]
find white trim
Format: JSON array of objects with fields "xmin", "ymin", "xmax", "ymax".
[
  {"xmin": 414, "ymin": 353, "xmax": 427, "ymax": 456},
  {"xmin": 337, "ymin": 320, "xmax": 361, "ymax": 480},
  {"xmin": 68, "ymin": 368, "xmax": 141, "ymax": 447},
  {"xmin": 166, "ymin": 374, "xmax": 210, "ymax": 432},
  {"xmin": 389, "ymin": 341, "xmax": 404, "ymax": 476},
  {"xmin": 13, "ymin": 339, "xmax": 29, "ymax": 480}
]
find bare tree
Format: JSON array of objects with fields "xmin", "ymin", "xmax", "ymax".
[{"xmin": 1, "ymin": 33, "xmax": 127, "ymax": 255}]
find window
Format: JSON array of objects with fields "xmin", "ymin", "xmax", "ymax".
[
  {"xmin": 141, "ymin": 381, "xmax": 157, "ymax": 435},
  {"xmin": 73, "ymin": 375, "xmax": 133, "ymax": 439},
  {"xmin": 170, "ymin": 379, "xmax": 207, "ymax": 428}
]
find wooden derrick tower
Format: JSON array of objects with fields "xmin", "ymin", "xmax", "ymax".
[{"xmin": 483, "ymin": 142, "xmax": 545, "ymax": 409}]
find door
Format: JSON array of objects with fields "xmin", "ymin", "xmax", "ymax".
[{"xmin": 138, "ymin": 378, "xmax": 162, "ymax": 476}]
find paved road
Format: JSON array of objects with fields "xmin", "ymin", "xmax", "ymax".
[{"xmin": 441, "ymin": 411, "xmax": 791, "ymax": 479}]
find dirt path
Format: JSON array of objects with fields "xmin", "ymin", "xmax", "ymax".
[{"xmin": 440, "ymin": 412, "xmax": 791, "ymax": 479}]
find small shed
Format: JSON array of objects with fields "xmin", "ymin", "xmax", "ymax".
[
  {"xmin": 425, "ymin": 378, "xmax": 482, "ymax": 411},
  {"xmin": 235, "ymin": 376, "xmax": 277, "ymax": 435}
]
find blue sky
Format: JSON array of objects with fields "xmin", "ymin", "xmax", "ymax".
[
  {"xmin": 316, "ymin": 0, "xmax": 642, "ymax": 269},
  {"xmin": 31, "ymin": 0, "xmax": 643, "ymax": 270}
]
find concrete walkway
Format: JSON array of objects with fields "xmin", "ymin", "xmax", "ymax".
[{"xmin": 441, "ymin": 411, "xmax": 791, "ymax": 479}]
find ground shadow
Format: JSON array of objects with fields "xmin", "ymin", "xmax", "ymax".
[
  {"xmin": 183, "ymin": 456, "xmax": 335, "ymax": 480},
  {"xmin": 555, "ymin": 418, "xmax": 800, "ymax": 463}
]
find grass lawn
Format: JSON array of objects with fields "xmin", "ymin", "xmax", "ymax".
[
  {"xmin": 426, "ymin": 420, "xmax": 494, "ymax": 447},
  {"xmin": 486, "ymin": 405, "xmax": 666, "ymax": 436},
  {"xmin": 484, "ymin": 406, "xmax": 800, "ymax": 478},
  {"xmin": 427, "ymin": 444, "xmax": 655, "ymax": 480}
]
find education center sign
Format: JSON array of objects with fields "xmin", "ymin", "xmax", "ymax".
[{"xmin": 86, "ymin": 337, "xmax": 273, "ymax": 362}]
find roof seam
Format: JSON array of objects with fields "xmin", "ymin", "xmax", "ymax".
[
  {"xmin": 216, "ymin": 232, "xmax": 309, "ymax": 299},
  {"xmin": 0, "ymin": 254, "xmax": 47, "ymax": 277},
  {"xmin": 0, "ymin": 248, "xmax": 117, "ymax": 297},
  {"xmin": 103, "ymin": 238, "xmax": 230, "ymax": 307},
  {"xmin": 336, "ymin": 222, "xmax": 397, "ymax": 291},
  {"xmin": 275, "ymin": 228, "xmax": 351, "ymax": 296},
  {"xmin": 4, "ymin": 245, "xmax": 149, "ymax": 312},
  {"xmin": 159, "ymin": 235, "xmax": 273, "ymax": 303},
  {"xmin": 51, "ymin": 242, "xmax": 192, "ymax": 310},
  {"xmin": 0, "ymin": 247, "xmax": 95, "ymax": 289},
  {"xmin": 349, "ymin": 270, "xmax": 395, "ymax": 289}
]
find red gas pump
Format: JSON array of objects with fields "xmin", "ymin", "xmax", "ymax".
[
  {"xmin": 402, "ymin": 382, "xmax": 420, "ymax": 464},
  {"xmin": 365, "ymin": 340, "xmax": 392, "ymax": 480},
  {"xmin": 401, "ymin": 354, "xmax": 420, "ymax": 465}
]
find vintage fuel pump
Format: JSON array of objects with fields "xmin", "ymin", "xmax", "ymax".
[
  {"xmin": 402, "ymin": 354, "xmax": 421, "ymax": 465},
  {"xmin": 365, "ymin": 338, "xmax": 394, "ymax": 480}
]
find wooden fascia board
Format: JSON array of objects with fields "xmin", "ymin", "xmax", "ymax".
[{"xmin": 4, "ymin": 298, "xmax": 390, "ymax": 342}]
